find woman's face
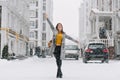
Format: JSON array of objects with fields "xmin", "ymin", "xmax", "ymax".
[{"xmin": 57, "ymin": 24, "xmax": 63, "ymax": 32}]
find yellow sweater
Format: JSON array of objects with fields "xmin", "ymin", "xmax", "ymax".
[{"xmin": 56, "ymin": 33, "xmax": 63, "ymax": 46}]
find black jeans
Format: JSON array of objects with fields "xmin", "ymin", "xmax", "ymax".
[{"xmin": 54, "ymin": 46, "xmax": 62, "ymax": 76}]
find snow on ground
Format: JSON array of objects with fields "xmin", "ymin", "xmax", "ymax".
[{"xmin": 0, "ymin": 56, "xmax": 120, "ymax": 80}]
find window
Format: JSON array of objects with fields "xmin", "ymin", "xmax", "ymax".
[
  {"xmin": 30, "ymin": 42, "xmax": 34, "ymax": 48},
  {"xmin": 43, "ymin": 5, "xmax": 46, "ymax": 10},
  {"xmin": 43, "ymin": 3, "xmax": 46, "ymax": 5},
  {"xmin": 65, "ymin": 45, "xmax": 78, "ymax": 50},
  {"xmin": 35, "ymin": 41, "xmax": 38, "ymax": 47},
  {"xmin": 114, "ymin": 0, "xmax": 118, "ymax": 9},
  {"xmin": 30, "ymin": 32, "xmax": 34, "ymax": 38},
  {"xmin": 110, "ymin": 0, "xmax": 112, "ymax": 11},
  {"xmin": 86, "ymin": 21, "xmax": 88, "ymax": 27},
  {"xmin": 43, "ymin": 13, "xmax": 46, "ymax": 21},
  {"xmin": 43, "ymin": 23, "xmax": 46, "ymax": 31},
  {"xmin": 30, "ymin": 21, "xmax": 35, "ymax": 26},
  {"xmin": 30, "ymin": 20, "xmax": 38, "ymax": 29},
  {"xmin": 42, "ymin": 42, "xmax": 46, "ymax": 46},
  {"xmin": 97, "ymin": 0, "xmax": 98, "ymax": 6},
  {"xmin": 119, "ymin": 0, "xmax": 120, "ymax": 8},
  {"xmin": 11, "ymin": 41, "xmax": 14, "ymax": 52},
  {"xmin": 36, "ymin": 20, "xmax": 38, "ymax": 28},
  {"xmin": 35, "ymin": 31, "xmax": 38, "ymax": 39},
  {"xmin": 30, "ymin": 1, "xmax": 37, "ymax": 7},
  {"xmin": 30, "ymin": 9, "xmax": 38, "ymax": 18},
  {"xmin": 30, "ymin": 10, "xmax": 36, "ymax": 18},
  {"xmin": 43, "ymin": 0, "xmax": 46, "ymax": 2},
  {"xmin": 102, "ymin": 0, "xmax": 104, "ymax": 11},
  {"xmin": 42, "ymin": 33, "xmax": 46, "ymax": 40},
  {"xmin": 88, "ymin": 44, "xmax": 105, "ymax": 49},
  {"xmin": 115, "ymin": 0, "xmax": 118, "ymax": 8},
  {"xmin": 36, "ymin": 9, "xmax": 38, "ymax": 18},
  {"xmin": 86, "ymin": 2, "xmax": 88, "ymax": 7},
  {"xmin": 118, "ymin": 0, "xmax": 120, "ymax": 10},
  {"xmin": 36, "ymin": 1, "xmax": 38, "ymax": 6},
  {"xmin": 20, "ymin": 29, "xmax": 22, "ymax": 34},
  {"xmin": 30, "ymin": 21, "xmax": 36, "ymax": 29},
  {"xmin": 110, "ymin": 19, "xmax": 112, "ymax": 30}
]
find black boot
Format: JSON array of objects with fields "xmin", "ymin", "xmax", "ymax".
[
  {"xmin": 56, "ymin": 68, "xmax": 63, "ymax": 78},
  {"xmin": 59, "ymin": 72, "xmax": 63, "ymax": 78}
]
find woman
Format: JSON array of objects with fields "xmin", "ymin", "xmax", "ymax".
[{"xmin": 45, "ymin": 14, "xmax": 78, "ymax": 78}]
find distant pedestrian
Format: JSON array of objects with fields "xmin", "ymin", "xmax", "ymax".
[
  {"xmin": 45, "ymin": 13, "xmax": 79, "ymax": 78},
  {"xmin": 30, "ymin": 48, "xmax": 33, "ymax": 56},
  {"xmin": 99, "ymin": 27, "xmax": 107, "ymax": 39}
]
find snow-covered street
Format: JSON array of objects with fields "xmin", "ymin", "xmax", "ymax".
[{"xmin": 0, "ymin": 56, "xmax": 120, "ymax": 80}]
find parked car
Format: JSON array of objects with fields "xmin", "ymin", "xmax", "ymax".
[
  {"xmin": 83, "ymin": 42, "xmax": 109, "ymax": 63},
  {"xmin": 64, "ymin": 45, "xmax": 80, "ymax": 60}
]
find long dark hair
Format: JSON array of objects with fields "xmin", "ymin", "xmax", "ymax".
[{"xmin": 56, "ymin": 23, "xmax": 64, "ymax": 33}]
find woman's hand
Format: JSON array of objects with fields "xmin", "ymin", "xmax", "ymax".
[{"xmin": 44, "ymin": 13, "xmax": 48, "ymax": 19}]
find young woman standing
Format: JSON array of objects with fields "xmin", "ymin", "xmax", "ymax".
[{"xmin": 45, "ymin": 14, "xmax": 78, "ymax": 78}]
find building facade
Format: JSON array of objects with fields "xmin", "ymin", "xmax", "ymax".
[
  {"xmin": 79, "ymin": 0, "xmax": 120, "ymax": 55},
  {"xmin": 0, "ymin": 0, "xmax": 30, "ymax": 57},
  {"xmin": 79, "ymin": 0, "xmax": 120, "ymax": 42},
  {"xmin": 29, "ymin": 0, "xmax": 53, "ymax": 50}
]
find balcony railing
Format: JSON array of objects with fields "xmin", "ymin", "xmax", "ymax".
[
  {"xmin": 87, "ymin": 39, "xmax": 114, "ymax": 48},
  {"xmin": 0, "ymin": 28, "xmax": 29, "ymax": 42}
]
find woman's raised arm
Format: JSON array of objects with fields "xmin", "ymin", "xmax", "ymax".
[
  {"xmin": 65, "ymin": 33, "xmax": 78, "ymax": 43},
  {"xmin": 44, "ymin": 13, "xmax": 55, "ymax": 32}
]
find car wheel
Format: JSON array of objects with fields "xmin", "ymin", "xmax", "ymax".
[
  {"xmin": 83, "ymin": 58, "xmax": 87, "ymax": 63},
  {"xmin": 75, "ymin": 56, "xmax": 79, "ymax": 60},
  {"xmin": 101, "ymin": 60, "xmax": 104, "ymax": 63},
  {"xmin": 105, "ymin": 59, "xmax": 109, "ymax": 63},
  {"xmin": 101, "ymin": 59, "xmax": 109, "ymax": 63}
]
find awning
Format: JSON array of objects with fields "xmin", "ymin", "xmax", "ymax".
[{"xmin": 90, "ymin": 8, "xmax": 113, "ymax": 21}]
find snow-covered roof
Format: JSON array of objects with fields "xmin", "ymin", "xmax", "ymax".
[
  {"xmin": 91, "ymin": 8, "xmax": 113, "ymax": 14},
  {"xmin": 91, "ymin": 8, "xmax": 99, "ymax": 13},
  {"xmin": 90, "ymin": 8, "xmax": 113, "ymax": 20}
]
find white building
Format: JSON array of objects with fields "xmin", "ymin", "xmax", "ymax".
[
  {"xmin": 79, "ymin": 0, "xmax": 120, "ymax": 56},
  {"xmin": 79, "ymin": 0, "xmax": 120, "ymax": 43},
  {"xmin": 79, "ymin": 3, "xmax": 85, "ymax": 44},
  {"xmin": 29, "ymin": 0, "xmax": 53, "ymax": 49},
  {"xmin": 0, "ymin": 0, "xmax": 30, "ymax": 57}
]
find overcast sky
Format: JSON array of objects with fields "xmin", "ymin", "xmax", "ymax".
[{"xmin": 53, "ymin": 0, "xmax": 83, "ymax": 40}]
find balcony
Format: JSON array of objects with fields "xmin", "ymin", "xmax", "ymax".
[{"xmin": 90, "ymin": 8, "xmax": 114, "ymax": 39}]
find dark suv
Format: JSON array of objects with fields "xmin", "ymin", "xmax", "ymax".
[{"xmin": 83, "ymin": 42, "xmax": 109, "ymax": 63}]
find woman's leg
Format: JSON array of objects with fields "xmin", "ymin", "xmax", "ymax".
[
  {"xmin": 56, "ymin": 56, "xmax": 62, "ymax": 78},
  {"xmin": 54, "ymin": 46, "xmax": 62, "ymax": 78}
]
